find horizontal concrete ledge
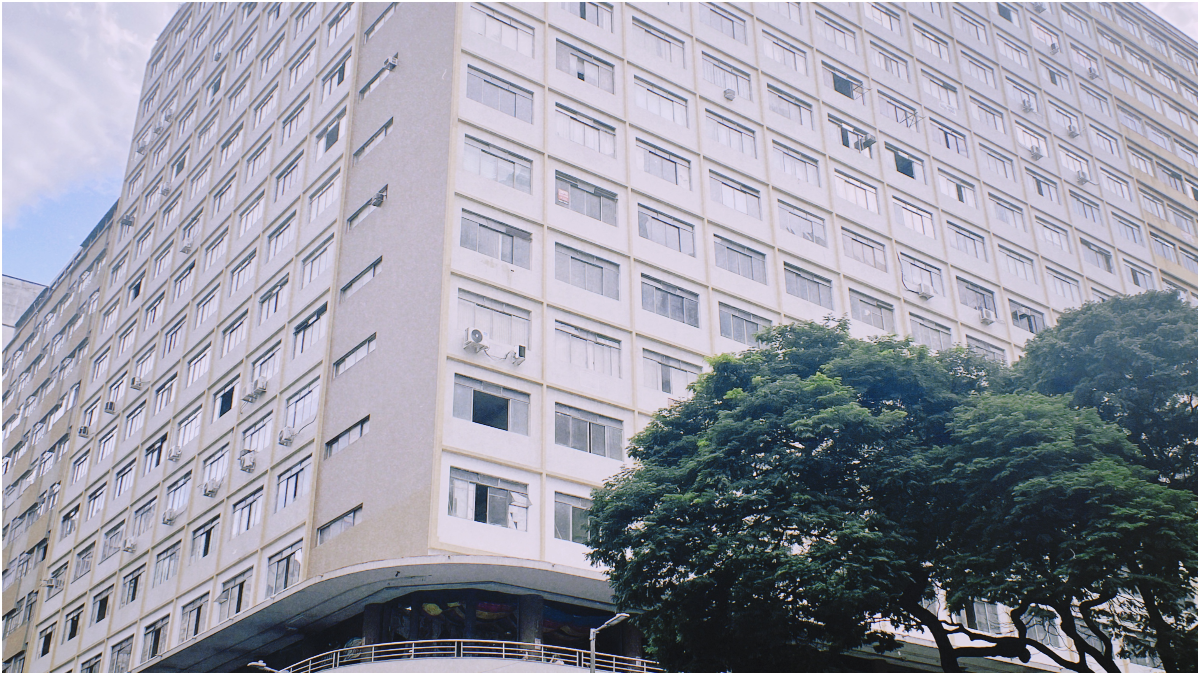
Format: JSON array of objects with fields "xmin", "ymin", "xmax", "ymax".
[{"xmin": 137, "ymin": 555, "xmax": 612, "ymax": 673}]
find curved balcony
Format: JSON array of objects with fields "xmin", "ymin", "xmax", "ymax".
[{"xmin": 284, "ymin": 639, "xmax": 662, "ymax": 673}]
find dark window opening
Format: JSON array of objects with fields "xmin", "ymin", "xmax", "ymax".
[{"xmin": 472, "ymin": 391, "xmax": 509, "ymax": 430}]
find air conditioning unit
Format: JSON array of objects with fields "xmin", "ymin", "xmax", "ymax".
[
  {"xmin": 152, "ymin": 124, "xmax": 164, "ymax": 135},
  {"xmin": 253, "ymin": 378, "xmax": 268, "ymax": 395},
  {"xmin": 1032, "ymin": 2, "xmax": 1047, "ymax": 12},
  {"xmin": 370, "ymin": 190, "xmax": 386, "ymax": 207},
  {"xmin": 122, "ymin": 538, "xmax": 137, "ymax": 553},
  {"xmin": 278, "ymin": 427, "xmax": 295, "ymax": 446},
  {"xmin": 979, "ymin": 308, "xmax": 997, "ymax": 325},
  {"xmin": 161, "ymin": 508, "xmax": 180, "ymax": 525},
  {"xmin": 129, "ymin": 376, "xmax": 145, "ymax": 390},
  {"xmin": 1021, "ymin": 100, "xmax": 1036, "ymax": 113},
  {"xmin": 1067, "ymin": 125, "xmax": 1080, "ymax": 138},
  {"xmin": 384, "ymin": 56, "xmax": 398, "ymax": 70},
  {"xmin": 180, "ymin": 241, "xmax": 193, "ymax": 254},
  {"xmin": 159, "ymin": 184, "xmax": 171, "ymax": 196},
  {"xmin": 511, "ymin": 344, "xmax": 527, "ymax": 366},
  {"xmin": 201, "ymin": 479, "xmax": 222, "ymax": 497},
  {"xmin": 1088, "ymin": 67, "xmax": 1100, "ymax": 79},
  {"xmin": 166, "ymin": 445, "xmax": 182, "ymax": 462},
  {"xmin": 854, "ymin": 134, "xmax": 877, "ymax": 151},
  {"xmin": 723, "ymin": 88, "xmax": 737, "ymax": 101},
  {"xmin": 464, "ymin": 327, "xmax": 490, "ymax": 352},
  {"xmin": 1029, "ymin": 146, "xmax": 1044, "ymax": 160},
  {"xmin": 103, "ymin": 401, "xmax": 117, "ymax": 414},
  {"xmin": 1050, "ymin": 43, "xmax": 1060, "ymax": 55},
  {"xmin": 1076, "ymin": 171, "xmax": 1090, "ymax": 185},
  {"xmin": 119, "ymin": 214, "xmax": 135, "ymax": 227},
  {"xmin": 78, "ymin": 426, "xmax": 90, "ymax": 438},
  {"xmin": 916, "ymin": 284, "xmax": 935, "ymax": 300},
  {"xmin": 135, "ymin": 143, "xmax": 147, "ymax": 155},
  {"xmin": 43, "ymin": 578, "xmax": 63, "ymax": 591},
  {"xmin": 162, "ymin": 110, "xmax": 174, "ymax": 123},
  {"xmin": 239, "ymin": 450, "xmax": 257, "ymax": 472},
  {"xmin": 213, "ymin": 51, "xmax": 223, "ymax": 62}
]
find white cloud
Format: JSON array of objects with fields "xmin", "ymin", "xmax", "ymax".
[
  {"xmin": 1143, "ymin": 2, "xmax": 1199, "ymax": 42},
  {"xmin": 2, "ymin": 2, "xmax": 174, "ymax": 222}
]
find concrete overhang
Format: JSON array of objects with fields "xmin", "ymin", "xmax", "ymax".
[{"xmin": 137, "ymin": 555, "xmax": 613, "ymax": 673}]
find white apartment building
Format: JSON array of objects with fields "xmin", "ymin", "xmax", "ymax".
[{"xmin": 3, "ymin": 2, "xmax": 1195, "ymax": 673}]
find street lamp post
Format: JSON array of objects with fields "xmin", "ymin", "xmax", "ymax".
[{"xmin": 589, "ymin": 613, "xmax": 630, "ymax": 673}]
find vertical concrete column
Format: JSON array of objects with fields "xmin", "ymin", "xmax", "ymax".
[
  {"xmin": 362, "ymin": 603, "xmax": 384, "ymax": 645},
  {"xmin": 464, "ymin": 592, "xmax": 478, "ymax": 639},
  {"xmin": 622, "ymin": 622, "xmax": 643, "ymax": 658},
  {"xmin": 519, "ymin": 594, "xmax": 544, "ymax": 644}
]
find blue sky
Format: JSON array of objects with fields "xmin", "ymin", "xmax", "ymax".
[{"xmin": 2, "ymin": 2, "xmax": 1197, "ymax": 286}]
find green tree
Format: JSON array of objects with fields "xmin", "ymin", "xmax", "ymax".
[
  {"xmin": 589, "ymin": 320, "xmax": 1197, "ymax": 672},
  {"xmin": 1013, "ymin": 291, "xmax": 1198, "ymax": 492}
]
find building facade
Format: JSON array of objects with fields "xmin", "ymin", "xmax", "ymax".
[
  {"xmin": 3, "ymin": 2, "xmax": 1195, "ymax": 672},
  {"xmin": 3, "ymin": 278, "xmax": 49, "ymax": 349}
]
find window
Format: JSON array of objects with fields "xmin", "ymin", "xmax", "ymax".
[
  {"xmin": 714, "ymin": 237, "xmax": 767, "ymax": 283},
  {"xmin": 778, "ymin": 202, "xmax": 827, "ymax": 246},
  {"xmin": 1041, "ymin": 221, "xmax": 1072, "ymax": 251},
  {"xmin": 842, "ymin": 230, "xmax": 887, "ymax": 270},
  {"xmin": 448, "ymin": 468, "xmax": 529, "ymax": 530},
  {"xmin": 719, "ymin": 304, "xmax": 770, "ymax": 345},
  {"xmin": 701, "ymin": 54, "xmax": 751, "ymax": 99},
  {"xmin": 229, "ymin": 253, "xmax": 255, "ymax": 292},
  {"xmin": 819, "ymin": 15, "xmax": 856, "ymax": 53},
  {"xmin": 308, "ymin": 174, "xmax": 341, "ymax": 222},
  {"xmin": 71, "ymin": 452, "xmax": 91, "ymax": 484},
  {"xmin": 165, "ymin": 473, "xmax": 190, "ymax": 513},
  {"xmin": 999, "ymin": 39, "xmax": 1029, "ymax": 68},
  {"xmin": 231, "ymin": 490, "xmax": 263, "ymax": 534},
  {"xmin": 555, "ymin": 41, "xmax": 615, "ymax": 93},
  {"xmin": 289, "ymin": 45, "xmax": 314, "ymax": 86},
  {"xmin": 638, "ymin": 206, "xmax": 695, "ymax": 255},
  {"xmin": 318, "ymin": 506, "xmax": 362, "ymax": 544},
  {"xmin": 125, "ymin": 404, "xmax": 146, "ymax": 438},
  {"xmin": 86, "ymin": 485, "xmax": 106, "ymax": 520},
  {"xmin": 555, "ymin": 245, "xmax": 620, "ymax": 299},
  {"xmin": 937, "ymin": 172, "xmax": 977, "ymax": 207},
  {"xmin": 887, "ymin": 145, "xmax": 926, "ymax": 182},
  {"xmin": 849, "ymin": 291, "xmax": 894, "ymax": 331},
  {"xmin": 638, "ymin": 141, "xmax": 690, "ymax": 188},
  {"xmin": 302, "ymin": 240, "xmax": 332, "ymax": 286},
  {"xmin": 285, "ymin": 379, "xmax": 320, "ymax": 428},
  {"xmin": 1049, "ymin": 270, "xmax": 1082, "ymax": 302},
  {"xmin": 834, "ymin": 172, "xmax": 879, "ymax": 212},
  {"xmin": 954, "ymin": 11, "xmax": 987, "ymax": 42},
  {"xmin": 152, "ymin": 543, "xmax": 180, "ymax": 586},
  {"xmin": 293, "ymin": 304, "xmax": 327, "ymax": 357},
  {"xmin": 957, "ymin": 278, "xmax": 997, "ymax": 313},
  {"xmin": 460, "ymin": 213, "xmax": 531, "ymax": 267},
  {"xmin": 240, "ymin": 196, "xmax": 265, "ymax": 235},
  {"xmin": 212, "ymin": 379, "xmax": 239, "ymax": 421},
  {"xmin": 275, "ymin": 457, "xmax": 311, "ymax": 512},
  {"xmin": 701, "ymin": 3, "xmax": 745, "ymax": 42},
  {"xmin": 641, "ymin": 276, "xmax": 699, "ymax": 326},
  {"xmin": 216, "ymin": 569, "xmax": 252, "ymax": 623},
  {"xmin": 964, "ymin": 57, "xmax": 996, "ymax": 87},
  {"xmin": 934, "ymin": 122, "xmax": 968, "ymax": 155},
  {"xmin": 325, "ymin": 417, "xmax": 369, "ymax": 457},
  {"xmin": 768, "ymin": 87, "xmax": 813, "ymax": 127},
  {"xmin": 555, "ymin": 172, "xmax": 617, "ymax": 224},
  {"xmin": 764, "ymin": 33, "xmax": 806, "ymax": 72},
  {"xmin": 910, "ymin": 316, "xmax": 952, "ymax": 351},
  {"xmin": 971, "ymin": 99, "xmax": 1005, "ymax": 132},
  {"xmin": 353, "ymin": 119, "xmax": 393, "ymax": 163},
  {"xmin": 1072, "ymin": 46, "xmax": 1098, "ymax": 72},
  {"xmin": 915, "ymin": 29, "xmax": 950, "ymax": 61},
  {"xmin": 1118, "ymin": 108, "xmax": 1143, "ymax": 135},
  {"xmin": 142, "ymin": 615, "xmax": 169, "ymax": 661},
  {"xmin": 824, "ymin": 64, "xmax": 863, "ymax": 101},
  {"xmin": 469, "ymin": 5, "xmax": 533, "ymax": 56},
  {"xmin": 1142, "ymin": 192, "xmax": 1167, "ymax": 220},
  {"xmin": 281, "ymin": 99, "xmax": 308, "ymax": 141},
  {"xmin": 179, "ymin": 594, "xmax": 208, "ymax": 642},
  {"xmin": 316, "ymin": 111, "xmax": 345, "ymax": 155},
  {"xmin": 869, "ymin": 4, "xmax": 901, "ymax": 32},
  {"xmin": 1010, "ymin": 300, "xmax": 1046, "ymax": 333},
  {"xmin": 340, "ymin": 260, "xmax": 381, "ymax": 301},
  {"xmin": 458, "ymin": 290, "xmax": 531, "ymax": 347},
  {"xmin": 1169, "ymin": 208, "xmax": 1196, "ymax": 236},
  {"xmin": 1071, "ymin": 192, "xmax": 1101, "ymax": 223},
  {"xmin": 554, "ymin": 404, "xmax": 623, "ymax": 458},
  {"xmin": 704, "ymin": 112, "xmax": 757, "ymax": 158},
  {"xmin": 901, "ymin": 256, "xmax": 945, "ymax": 296},
  {"xmin": 452, "ymin": 375, "xmax": 529, "ymax": 434},
  {"xmin": 554, "ymin": 493, "xmax": 592, "ymax": 544},
  {"xmin": 468, "ymin": 68, "xmax": 533, "ymax": 123},
  {"xmin": 1129, "ymin": 151, "xmax": 1152, "ymax": 175},
  {"xmin": 1091, "ymin": 127, "xmax": 1119, "ymax": 156},
  {"xmin": 635, "ymin": 19, "xmax": 684, "ymax": 67},
  {"xmin": 554, "ymin": 106, "xmax": 616, "ymax": 158},
  {"xmin": 1003, "ymin": 248, "xmax": 1037, "ymax": 282},
  {"xmin": 634, "ymin": 79, "xmax": 687, "ymax": 127},
  {"xmin": 983, "ymin": 147, "xmax": 1014, "ymax": 179},
  {"xmin": 784, "ymin": 266, "xmax": 834, "ymax": 309},
  {"xmin": 265, "ymin": 541, "xmax": 303, "ymax": 597},
  {"xmin": 153, "ymin": 377, "xmax": 176, "ymax": 414},
  {"xmin": 872, "ymin": 46, "xmax": 909, "ymax": 81},
  {"xmin": 1026, "ymin": 171, "xmax": 1058, "ymax": 202},
  {"xmin": 465, "ymin": 137, "xmax": 532, "ymax": 193}
]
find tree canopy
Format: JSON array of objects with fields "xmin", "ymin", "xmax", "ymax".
[{"xmin": 589, "ymin": 296, "xmax": 1197, "ymax": 672}]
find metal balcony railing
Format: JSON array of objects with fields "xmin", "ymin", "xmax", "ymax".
[{"xmin": 284, "ymin": 639, "xmax": 663, "ymax": 673}]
